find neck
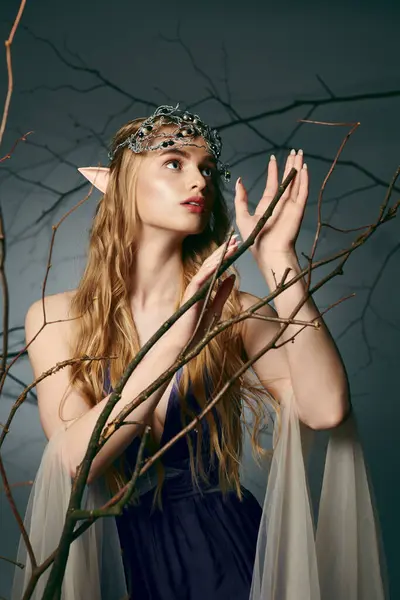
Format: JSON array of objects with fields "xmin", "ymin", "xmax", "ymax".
[{"xmin": 128, "ymin": 232, "xmax": 184, "ymax": 310}]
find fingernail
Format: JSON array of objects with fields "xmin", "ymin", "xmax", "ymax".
[
  {"xmin": 270, "ymin": 154, "xmax": 276, "ymax": 161},
  {"xmin": 290, "ymin": 149, "xmax": 296, "ymax": 156},
  {"xmin": 302, "ymin": 163, "xmax": 308, "ymax": 170},
  {"xmin": 298, "ymin": 149, "xmax": 303, "ymax": 156},
  {"xmin": 235, "ymin": 177, "xmax": 242, "ymax": 191}
]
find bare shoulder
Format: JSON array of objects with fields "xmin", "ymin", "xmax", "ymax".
[
  {"xmin": 26, "ymin": 289, "xmax": 76, "ymax": 329},
  {"xmin": 25, "ymin": 290, "xmax": 88, "ymax": 439},
  {"xmin": 26, "ymin": 289, "xmax": 79, "ymax": 347},
  {"xmin": 238, "ymin": 290, "xmax": 278, "ymax": 321},
  {"xmin": 238, "ymin": 289, "xmax": 258, "ymax": 310}
]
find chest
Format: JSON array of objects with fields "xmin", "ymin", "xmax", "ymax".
[{"xmin": 133, "ymin": 308, "xmax": 178, "ymax": 445}]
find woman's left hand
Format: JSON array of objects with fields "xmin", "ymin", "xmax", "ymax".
[{"xmin": 234, "ymin": 149, "xmax": 309, "ymax": 259}]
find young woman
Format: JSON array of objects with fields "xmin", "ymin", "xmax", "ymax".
[{"xmin": 12, "ymin": 105, "xmax": 387, "ymax": 600}]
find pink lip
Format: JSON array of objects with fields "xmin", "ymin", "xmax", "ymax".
[
  {"xmin": 180, "ymin": 196, "xmax": 206, "ymax": 208},
  {"xmin": 182, "ymin": 204, "xmax": 205, "ymax": 214}
]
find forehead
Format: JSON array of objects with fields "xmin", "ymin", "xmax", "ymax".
[{"xmin": 156, "ymin": 146, "xmax": 216, "ymax": 164}]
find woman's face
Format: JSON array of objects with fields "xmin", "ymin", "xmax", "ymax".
[{"xmin": 134, "ymin": 133, "xmax": 219, "ymax": 238}]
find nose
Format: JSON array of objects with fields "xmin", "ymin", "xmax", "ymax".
[{"xmin": 188, "ymin": 166, "xmax": 208, "ymax": 192}]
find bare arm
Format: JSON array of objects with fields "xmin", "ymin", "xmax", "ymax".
[{"xmin": 26, "ymin": 293, "xmax": 184, "ymax": 485}]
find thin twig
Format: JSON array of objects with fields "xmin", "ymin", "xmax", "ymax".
[{"xmin": 0, "ymin": 0, "xmax": 27, "ymax": 146}]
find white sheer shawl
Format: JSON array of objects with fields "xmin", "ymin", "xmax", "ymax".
[
  {"xmin": 249, "ymin": 389, "xmax": 389, "ymax": 600},
  {"xmin": 12, "ymin": 389, "xmax": 389, "ymax": 599},
  {"xmin": 11, "ymin": 421, "xmax": 128, "ymax": 600}
]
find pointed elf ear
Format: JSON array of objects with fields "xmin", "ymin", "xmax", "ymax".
[{"xmin": 77, "ymin": 167, "xmax": 110, "ymax": 194}]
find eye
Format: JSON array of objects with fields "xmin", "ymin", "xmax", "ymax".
[
  {"xmin": 165, "ymin": 159, "xmax": 182, "ymax": 170},
  {"xmin": 202, "ymin": 166, "xmax": 215, "ymax": 178}
]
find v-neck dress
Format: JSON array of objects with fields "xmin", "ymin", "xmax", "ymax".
[{"xmin": 104, "ymin": 366, "xmax": 262, "ymax": 600}]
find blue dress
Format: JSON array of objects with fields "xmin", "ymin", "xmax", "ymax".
[{"xmin": 105, "ymin": 366, "xmax": 262, "ymax": 600}]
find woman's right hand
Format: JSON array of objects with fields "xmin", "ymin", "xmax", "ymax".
[{"xmin": 172, "ymin": 234, "xmax": 240, "ymax": 352}]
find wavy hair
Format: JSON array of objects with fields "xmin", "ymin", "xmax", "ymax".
[{"xmin": 68, "ymin": 116, "xmax": 282, "ymax": 509}]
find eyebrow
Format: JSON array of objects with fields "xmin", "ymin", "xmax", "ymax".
[{"xmin": 158, "ymin": 147, "xmax": 217, "ymax": 166}]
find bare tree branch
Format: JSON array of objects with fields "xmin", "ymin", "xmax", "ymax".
[{"xmin": 0, "ymin": 0, "xmax": 27, "ymax": 145}]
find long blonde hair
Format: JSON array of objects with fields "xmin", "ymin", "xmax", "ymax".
[{"xmin": 68, "ymin": 116, "xmax": 281, "ymax": 508}]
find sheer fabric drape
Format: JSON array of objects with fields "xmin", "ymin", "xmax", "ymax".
[
  {"xmin": 12, "ymin": 390, "xmax": 388, "ymax": 599},
  {"xmin": 249, "ymin": 389, "xmax": 389, "ymax": 600},
  {"xmin": 11, "ymin": 422, "xmax": 128, "ymax": 599}
]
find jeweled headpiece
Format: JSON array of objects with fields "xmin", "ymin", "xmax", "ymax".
[{"xmin": 108, "ymin": 103, "xmax": 231, "ymax": 182}]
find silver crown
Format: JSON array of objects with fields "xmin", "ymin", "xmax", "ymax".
[{"xmin": 108, "ymin": 103, "xmax": 231, "ymax": 182}]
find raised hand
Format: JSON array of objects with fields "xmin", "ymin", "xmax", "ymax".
[
  {"xmin": 234, "ymin": 149, "xmax": 309, "ymax": 259},
  {"xmin": 174, "ymin": 235, "xmax": 239, "ymax": 352}
]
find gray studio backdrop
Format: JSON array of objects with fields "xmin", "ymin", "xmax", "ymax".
[{"xmin": 0, "ymin": 0, "xmax": 399, "ymax": 597}]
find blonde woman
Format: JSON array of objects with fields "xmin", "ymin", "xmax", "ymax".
[{"xmin": 12, "ymin": 105, "xmax": 386, "ymax": 600}]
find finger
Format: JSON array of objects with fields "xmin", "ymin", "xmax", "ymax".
[
  {"xmin": 280, "ymin": 149, "xmax": 297, "ymax": 201},
  {"xmin": 207, "ymin": 275, "xmax": 235, "ymax": 326},
  {"xmin": 216, "ymin": 239, "xmax": 238, "ymax": 262},
  {"xmin": 204, "ymin": 239, "xmax": 236, "ymax": 268},
  {"xmin": 195, "ymin": 243, "xmax": 237, "ymax": 289},
  {"xmin": 282, "ymin": 149, "xmax": 296, "ymax": 181},
  {"xmin": 261, "ymin": 154, "xmax": 279, "ymax": 200},
  {"xmin": 290, "ymin": 149, "xmax": 304, "ymax": 200},
  {"xmin": 234, "ymin": 177, "xmax": 249, "ymax": 220},
  {"xmin": 209, "ymin": 242, "xmax": 237, "ymax": 269},
  {"xmin": 256, "ymin": 155, "xmax": 280, "ymax": 219},
  {"xmin": 296, "ymin": 163, "xmax": 308, "ymax": 206},
  {"xmin": 213, "ymin": 236, "xmax": 238, "ymax": 260}
]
